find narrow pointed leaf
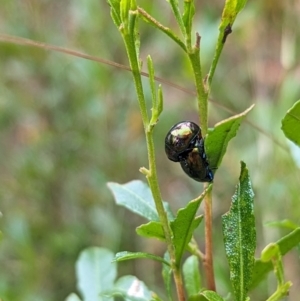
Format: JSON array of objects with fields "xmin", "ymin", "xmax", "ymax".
[
  {"xmin": 251, "ymin": 227, "xmax": 300, "ymax": 289},
  {"xmin": 171, "ymin": 185, "xmax": 211, "ymax": 264},
  {"xmin": 199, "ymin": 290, "xmax": 226, "ymax": 301},
  {"xmin": 157, "ymin": 85, "xmax": 164, "ymax": 118},
  {"xmin": 147, "ymin": 55, "xmax": 156, "ymax": 109},
  {"xmin": 172, "ymin": 213, "xmax": 203, "ymax": 265},
  {"xmin": 167, "ymin": 0, "xmax": 186, "ymax": 36},
  {"xmin": 136, "ymin": 221, "xmax": 165, "ymax": 240},
  {"xmin": 76, "ymin": 247, "xmax": 116, "ymax": 301},
  {"xmin": 107, "ymin": 180, "xmax": 173, "ymax": 221},
  {"xmin": 182, "ymin": 0, "xmax": 195, "ymax": 42},
  {"xmin": 205, "ymin": 105, "xmax": 254, "ymax": 171},
  {"xmin": 120, "ymin": 0, "xmax": 130, "ymax": 25},
  {"xmin": 281, "ymin": 99, "xmax": 300, "ymax": 147},
  {"xmin": 183, "ymin": 255, "xmax": 201, "ymax": 297},
  {"xmin": 220, "ymin": 0, "xmax": 248, "ymax": 31},
  {"xmin": 276, "ymin": 227, "xmax": 300, "ymax": 254},
  {"xmin": 222, "ymin": 162, "xmax": 256, "ymax": 301},
  {"xmin": 265, "ymin": 219, "xmax": 299, "ymax": 230},
  {"xmin": 107, "ymin": 0, "xmax": 122, "ymax": 27},
  {"xmin": 114, "ymin": 251, "xmax": 170, "ymax": 266}
]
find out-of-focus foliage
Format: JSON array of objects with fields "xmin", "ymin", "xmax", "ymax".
[
  {"xmin": 281, "ymin": 99, "xmax": 300, "ymax": 146},
  {"xmin": 0, "ymin": 1, "xmax": 300, "ymax": 301}
]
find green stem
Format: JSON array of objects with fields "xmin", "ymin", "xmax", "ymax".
[
  {"xmin": 121, "ymin": 23, "xmax": 185, "ymax": 301},
  {"xmin": 188, "ymin": 238, "xmax": 205, "ymax": 261},
  {"xmin": 187, "ymin": 34, "xmax": 215, "ymax": 291},
  {"xmin": 187, "ymin": 33, "xmax": 208, "ymax": 135},
  {"xmin": 189, "ymin": 54, "xmax": 216, "ymax": 294},
  {"xmin": 123, "ymin": 36, "xmax": 149, "ymax": 125},
  {"xmin": 206, "ymin": 24, "xmax": 232, "ymax": 92},
  {"xmin": 265, "ymin": 282, "xmax": 292, "ymax": 301},
  {"xmin": 206, "ymin": 38, "xmax": 224, "ymax": 92},
  {"xmin": 137, "ymin": 7, "xmax": 187, "ymax": 52}
]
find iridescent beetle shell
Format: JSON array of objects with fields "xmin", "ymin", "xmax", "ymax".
[
  {"xmin": 179, "ymin": 137, "xmax": 214, "ymax": 182},
  {"xmin": 165, "ymin": 121, "xmax": 214, "ymax": 182},
  {"xmin": 165, "ymin": 121, "xmax": 200, "ymax": 162}
]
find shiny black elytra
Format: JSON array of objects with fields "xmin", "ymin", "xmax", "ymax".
[{"xmin": 165, "ymin": 121, "xmax": 214, "ymax": 182}]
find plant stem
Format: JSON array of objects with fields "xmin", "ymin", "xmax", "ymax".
[
  {"xmin": 206, "ymin": 24, "xmax": 232, "ymax": 92},
  {"xmin": 188, "ymin": 238, "xmax": 205, "ymax": 261},
  {"xmin": 265, "ymin": 282, "xmax": 292, "ymax": 301},
  {"xmin": 187, "ymin": 33, "xmax": 208, "ymax": 135},
  {"xmin": 188, "ymin": 34, "xmax": 215, "ymax": 290},
  {"xmin": 204, "ymin": 185, "xmax": 216, "ymax": 291},
  {"xmin": 137, "ymin": 7, "xmax": 187, "ymax": 52},
  {"xmin": 174, "ymin": 268, "xmax": 186, "ymax": 301},
  {"xmin": 145, "ymin": 131, "xmax": 186, "ymax": 301},
  {"xmin": 121, "ymin": 25, "xmax": 185, "ymax": 301}
]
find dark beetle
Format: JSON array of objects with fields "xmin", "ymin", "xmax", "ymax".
[
  {"xmin": 165, "ymin": 121, "xmax": 200, "ymax": 162},
  {"xmin": 165, "ymin": 121, "xmax": 213, "ymax": 182}
]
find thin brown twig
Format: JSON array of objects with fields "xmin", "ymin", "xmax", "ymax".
[
  {"xmin": 0, "ymin": 33, "xmax": 289, "ymax": 152},
  {"xmin": 0, "ymin": 33, "xmax": 190, "ymax": 94},
  {"xmin": 204, "ymin": 185, "xmax": 216, "ymax": 291},
  {"xmin": 174, "ymin": 270, "xmax": 186, "ymax": 301}
]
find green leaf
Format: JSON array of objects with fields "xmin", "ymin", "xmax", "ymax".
[
  {"xmin": 114, "ymin": 251, "xmax": 170, "ymax": 266},
  {"xmin": 76, "ymin": 247, "xmax": 116, "ymax": 301},
  {"xmin": 220, "ymin": 0, "xmax": 248, "ymax": 31},
  {"xmin": 183, "ymin": 255, "xmax": 201, "ymax": 297},
  {"xmin": 107, "ymin": 180, "xmax": 174, "ymax": 221},
  {"xmin": 261, "ymin": 243, "xmax": 281, "ymax": 262},
  {"xmin": 265, "ymin": 219, "xmax": 299, "ymax": 230},
  {"xmin": 275, "ymin": 229, "xmax": 300, "ymax": 266},
  {"xmin": 147, "ymin": 56, "xmax": 164, "ymax": 126},
  {"xmin": 182, "ymin": 0, "xmax": 195, "ymax": 31},
  {"xmin": 182, "ymin": 0, "xmax": 195, "ymax": 47},
  {"xmin": 162, "ymin": 252, "xmax": 173, "ymax": 301},
  {"xmin": 65, "ymin": 293, "xmax": 82, "ymax": 301},
  {"xmin": 136, "ymin": 221, "xmax": 165, "ymax": 240},
  {"xmin": 147, "ymin": 56, "xmax": 156, "ymax": 108},
  {"xmin": 222, "ymin": 162, "xmax": 256, "ymax": 301},
  {"xmin": 107, "ymin": 0, "xmax": 122, "ymax": 27},
  {"xmin": 250, "ymin": 260, "xmax": 272, "ymax": 290},
  {"xmin": 205, "ymin": 105, "xmax": 254, "ymax": 171},
  {"xmin": 157, "ymin": 85, "xmax": 164, "ymax": 118},
  {"xmin": 120, "ymin": 0, "xmax": 130, "ymax": 26},
  {"xmin": 106, "ymin": 275, "xmax": 152, "ymax": 301},
  {"xmin": 281, "ymin": 99, "xmax": 300, "ymax": 147},
  {"xmin": 167, "ymin": 0, "xmax": 186, "ymax": 36},
  {"xmin": 251, "ymin": 227, "xmax": 300, "ymax": 289},
  {"xmin": 276, "ymin": 227, "xmax": 300, "ymax": 254},
  {"xmin": 171, "ymin": 185, "xmax": 211, "ymax": 264},
  {"xmin": 199, "ymin": 290, "xmax": 226, "ymax": 301}
]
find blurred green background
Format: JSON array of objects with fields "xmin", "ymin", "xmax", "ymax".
[{"xmin": 0, "ymin": 0, "xmax": 300, "ymax": 300}]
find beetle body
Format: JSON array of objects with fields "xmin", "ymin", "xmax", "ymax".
[
  {"xmin": 165, "ymin": 121, "xmax": 200, "ymax": 162},
  {"xmin": 165, "ymin": 121, "xmax": 213, "ymax": 182}
]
